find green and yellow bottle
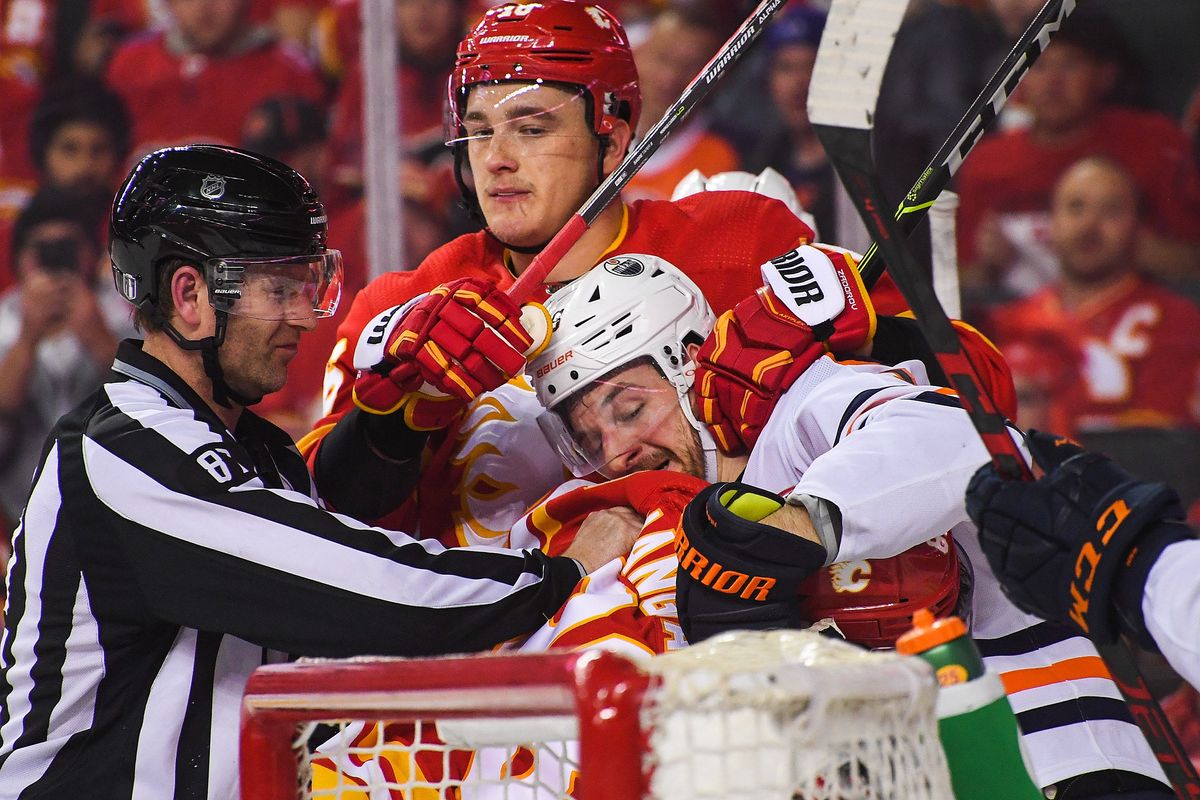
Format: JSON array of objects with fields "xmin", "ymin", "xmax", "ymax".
[{"xmin": 897, "ymin": 608, "xmax": 1042, "ymax": 800}]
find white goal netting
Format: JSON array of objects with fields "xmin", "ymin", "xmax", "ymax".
[{"xmin": 240, "ymin": 630, "xmax": 954, "ymax": 800}]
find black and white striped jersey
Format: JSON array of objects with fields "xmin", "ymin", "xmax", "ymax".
[{"xmin": 0, "ymin": 339, "xmax": 584, "ymax": 799}]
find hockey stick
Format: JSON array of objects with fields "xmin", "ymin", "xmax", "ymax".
[
  {"xmin": 810, "ymin": 0, "xmax": 1028, "ymax": 482},
  {"xmin": 810, "ymin": 2, "xmax": 1200, "ymax": 795},
  {"xmin": 507, "ymin": 0, "xmax": 788, "ymax": 303},
  {"xmin": 857, "ymin": 0, "xmax": 1076, "ymax": 288}
]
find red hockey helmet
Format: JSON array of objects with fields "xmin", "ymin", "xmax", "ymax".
[
  {"xmin": 797, "ymin": 535, "xmax": 970, "ymax": 650},
  {"xmin": 449, "ymin": 1, "xmax": 641, "ymax": 137}
]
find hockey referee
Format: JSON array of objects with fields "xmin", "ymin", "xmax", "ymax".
[{"xmin": 0, "ymin": 145, "xmax": 634, "ymax": 798}]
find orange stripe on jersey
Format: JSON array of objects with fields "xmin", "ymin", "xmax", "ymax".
[{"xmin": 998, "ymin": 656, "xmax": 1113, "ymax": 695}]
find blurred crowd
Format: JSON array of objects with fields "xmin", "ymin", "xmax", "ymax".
[{"xmin": 0, "ymin": 0, "xmax": 1199, "ymax": 715}]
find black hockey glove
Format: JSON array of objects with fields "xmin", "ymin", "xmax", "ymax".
[
  {"xmin": 965, "ymin": 430, "xmax": 1193, "ymax": 646},
  {"xmin": 675, "ymin": 482, "xmax": 828, "ymax": 644}
]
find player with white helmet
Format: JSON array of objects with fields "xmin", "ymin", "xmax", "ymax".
[
  {"xmin": 529, "ymin": 252, "xmax": 966, "ymax": 646},
  {"xmin": 533, "ymin": 255, "xmax": 720, "ymax": 482},
  {"xmin": 529, "ymin": 254, "xmax": 1176, "ymax": 796}
]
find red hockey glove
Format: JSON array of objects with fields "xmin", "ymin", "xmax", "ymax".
[
  {"xmin": 353, "ymin": 278, "xmax": 550, "ymax": 430},
  {"xmin": 693, "ymin": 245, "xmax": 876, "ymax": 454}
]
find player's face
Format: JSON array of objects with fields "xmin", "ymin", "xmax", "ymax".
[
  {"xmin": 461, "ymin": 83, "xmax": 602, "ymax": 249},
  {"xmin": 218, "ymin": 307, "xmax": 317, "ymax": 402},
  {"xmin": 564, "ymin": 362, "xmax": 706, "ymax": 479},
  {"xmin": 1050, "ymin": 161, "xmax": 1139, "ymax": 282},
  {"xmin": 167, "ymin": 0, "xmax": 247, "ymax": 54}
]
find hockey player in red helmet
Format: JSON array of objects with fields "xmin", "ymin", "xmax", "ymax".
[
  {"xmin": 445, "ymin": 0, "xmax": 640, "ymax": 249},
  {"xmin": 302, "ymin": 0, "xmax": 825, "ymax": 535}
]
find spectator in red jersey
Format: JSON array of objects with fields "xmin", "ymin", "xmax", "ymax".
[
  {"xmin": 104, "ymin": 0, "xmax": 325, "ymax": 160},
  {"xmin": 27, "ymin": 79, "xmax": 130, "ymax": 197},
  {"xmin": 956, "ymin": 8, "xmax": 1200, "ymax": 299},
  {"xmin": 0, "ymin": 73, "xmax": 41, "ymax": 289},
  {"xmin": 994, "ymin": 335, "xmax": 1078, "ymax": 434},
  {"xmin": 624, "ymin": 5, "xmax": 740, "ymax": 202},
  {"xmin": 90, "ymin": 0, "xmax": 322, "ymax": 42},
  {"xmin": 986, "ymin": 156, "xmax": 1200, "ymax": 437}
]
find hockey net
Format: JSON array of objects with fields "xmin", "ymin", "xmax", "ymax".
[{"xmin": 240, "ymin": 629, "xmax": 954, "ymax": 799}]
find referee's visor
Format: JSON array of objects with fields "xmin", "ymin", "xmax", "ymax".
[{"xmin": 206, "ymin": 251, "xmax": 343, "ymax": 321}]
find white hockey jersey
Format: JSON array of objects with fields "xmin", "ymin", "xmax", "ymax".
[{"xmin": 743, "ymin": 354, "xmax": 1170, "ymax": 789}]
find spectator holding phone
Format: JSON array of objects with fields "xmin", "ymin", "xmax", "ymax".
[{"xmin": 0, "ymin": 188, "xmax": 114, "ymax": 518}]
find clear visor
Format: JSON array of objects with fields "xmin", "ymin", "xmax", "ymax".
[
  {"xmin": 446, "ymin": 82, "xmax": 597, "ymax": 156},
  {"xmin": 538, "ymin": 378, "xmax": 684, "ymax": 479},
  {"xmin": 206, "ymin": 251, "xmax": 343, "ymax": 321}
]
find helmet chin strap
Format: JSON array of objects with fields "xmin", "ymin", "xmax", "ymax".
[{"xmin": 160, "ymin": 311, "xmax": 260, "ymax": 410}]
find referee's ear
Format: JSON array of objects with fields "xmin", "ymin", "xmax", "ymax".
[{"xmin": 169, "ymin": 264, "xmax": 209, "ymax": 335}]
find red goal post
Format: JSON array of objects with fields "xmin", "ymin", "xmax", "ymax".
[
  {"xmin": 241, "ymin": 648, "xmax": 643, "ymax": 800},
  {"xmin": 240, "ymin": 629, "xmax": 955, "ymax": 800}
]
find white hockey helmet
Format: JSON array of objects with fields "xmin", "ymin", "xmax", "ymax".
[
  {"xmin": 529, "ymin": 254, "xmax": 719, "ymax": 480},
  {"xmin": 671, "ymin": 167, "xmax": 819, "ymax": 238}
]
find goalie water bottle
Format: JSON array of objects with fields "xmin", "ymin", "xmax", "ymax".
[{"xmin": 897, "ymin": 609, "xmax": 1042, "ymax": 800}]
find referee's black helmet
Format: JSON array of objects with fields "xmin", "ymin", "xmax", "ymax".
[{"xmin": 109, "ymin": 144, "xmax": 329, "ymax": 316}]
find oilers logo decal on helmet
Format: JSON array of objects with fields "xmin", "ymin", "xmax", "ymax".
[{"xmin": 603, "ymin": 256, "xmax": 644, "ymax": 276}]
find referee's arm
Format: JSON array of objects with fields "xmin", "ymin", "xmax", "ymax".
[{"xmin": 78, "ymin": 428, "xmax": 584, "ymax": 658}]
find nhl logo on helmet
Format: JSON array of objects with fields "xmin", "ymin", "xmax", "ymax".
[{"xmin": 200, "ymin": 175, "xmax": 226, "ymax": 200}]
